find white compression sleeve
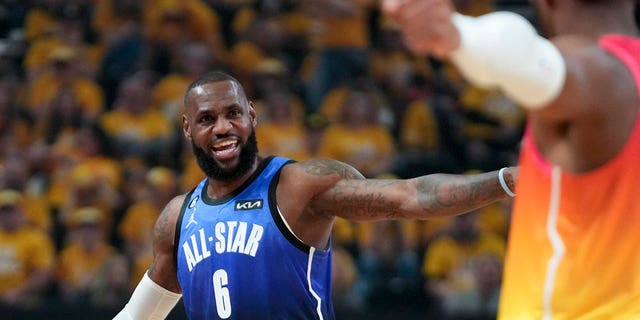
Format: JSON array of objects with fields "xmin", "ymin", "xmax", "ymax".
[
  {"xmin": 113, "ymin": 272, "xmax": 182, "ymax": 320},
  {"xmin": 449, "ymin": 12, "xmax": 566, "ymax": 109}
]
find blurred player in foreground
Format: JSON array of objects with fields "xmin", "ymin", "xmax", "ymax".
[{"xmin": 385, "ymin": 0, "xmax": 640, "ymax": 318}]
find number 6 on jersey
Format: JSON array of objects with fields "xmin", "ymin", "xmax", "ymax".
[{"xmin": 213, "ymin": 269, "xmax": 232, "ymax": 318}]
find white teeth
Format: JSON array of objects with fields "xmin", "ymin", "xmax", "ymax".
[
  {"xmin": 215, "ymin": 148, "xmax": 235, "ymax": 155},
  {"xmin": 213, "ymin": 140, "xmax": 236, "ymax": 148}
]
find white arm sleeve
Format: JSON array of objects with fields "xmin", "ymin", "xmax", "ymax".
[
  {"xmin": 113, "ymin": 272, "xmax": 182, "ymax": 320},
  {"xmin": 449, "ymin": 12, "xmax": 566, "ymax": 109}
]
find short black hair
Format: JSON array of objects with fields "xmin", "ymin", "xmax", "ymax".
[{"xmin": 183, "ymin": 71, "xmax": 247, "ymax": 106}]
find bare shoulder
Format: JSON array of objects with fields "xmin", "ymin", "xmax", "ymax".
[
  {"xmin": 285, "ymin": 158, "xmax": 365, "ymax": 180},
  {"xmin": 152, "ymin": 194, "xmax": 188, "ymax": 248},
  {"xmin": 277, "ymin": 159, "xmax": 365, "ymax": 217},
  {"xmin": 550, "ymin": 35, "xmax": 633, "ymax": 117},
  {"xmin": 275, "ymin": 158, "xmax": 367, "ymax": 247},
  {"xmin": 533, "ymin": 35, "xmax": 638, "ymax": 171},
  {"xmin": 279, "ymin": 158, "xmax": 365, "ymax": 194}
]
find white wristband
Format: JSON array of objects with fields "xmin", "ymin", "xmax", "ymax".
[
  {"xmin": 113, "ymin": 272, "xmax": 182, "ymax": 320},
  {"xmin": 499, "ymin": 167, "xmax": 515, "ymax": 197}
]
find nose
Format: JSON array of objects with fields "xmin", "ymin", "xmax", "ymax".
[{"xmin": 210, "ymin": 117, "xmax": 233, "ymax": 136}]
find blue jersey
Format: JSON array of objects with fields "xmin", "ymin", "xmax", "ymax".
[{"xmin": 175, "ymin": 156, "xmax": 334, "ymax": 320}]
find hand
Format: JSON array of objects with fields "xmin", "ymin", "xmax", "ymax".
[{"xmin": 383, "ymin": 0, "xmax": 460, "ymax": 58}]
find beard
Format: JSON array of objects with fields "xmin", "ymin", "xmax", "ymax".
[{"xmin": 191, "ymin": 130, "xmax": 259, "ymax": 181}]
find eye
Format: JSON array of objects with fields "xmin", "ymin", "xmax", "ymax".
[
  {"xmin": 198, "ymin": 114, "xmax": 214, "ymax": 123},
  {"xmin": 228, "ymin": 109, "xmax": 242, "ymax": 118}
]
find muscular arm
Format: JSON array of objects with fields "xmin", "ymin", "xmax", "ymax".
[
  {"xmin": 113, "ymin": 195, "xmax": 185, "ymax": 319},
  {"xmin": 300, "ymin": 159, "xmax": 516, "ymax": 221},
  {"xmin": 147, "ymin": 195, "xmax": 185, "ymax": 292},
  {"xmin": 305, "ymin": 160, "xmax": 516, "ymax": 220}
]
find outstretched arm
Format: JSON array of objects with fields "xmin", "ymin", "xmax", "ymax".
[
  {"xmin": 114, "ymin": 195, "xmax": 185, "ymax": 320},
  {"xmin": 302, "ymin": 159, "xmax": 516, "ymax": 221}
]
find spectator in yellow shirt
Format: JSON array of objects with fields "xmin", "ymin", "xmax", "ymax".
[
  {"xmin": 357, "ymin": 220, "xmax": 423, "ymax": 309},
  {"xmin": 423, "ymin": 210, "xmax": 505, "ymax": 319},
  {"xmin": 0, "ymin": 190, "xmax": 55, "ymax": 308},
  {"xmin": 55, "ymin": 207, "xmax": 117, "ymax": 304},
  {"xmin": 23, "ymin": 0, "xmax": 58, "ymax": 43},
  {"xmin": 369, "ymin": 15, "xmax": 433, "ymax": 90},
  {"xmin": 255, "ymin": 89, "xmax": 311, "ymax": 161},
  {"xmin": 92, "ymin": 0, "xmax": 143, "ymax": 46},
  {"xmin": 231, "ymin": 0, "xmax": 313, "ymax": 73},
  {"xmin": 24, "ymin": 7, "xmax": 104, "ymax": 81},
  {"xmin": 228, "ymin": 18, "xmax": 289, "ymax": 95},
  {"xmin": 99, "ymin": 72, "xmax": 175, "ymax": 165},
  {"xmin": 86, "ymin": 254, "xmax": 131, "ymax": 309},
  {"xmin": 118, "ymin": 167, "xmax": 179, "ymax": 287},
  {"xmin": 0, "ymin": 153, "xmax": 53, "ymax": 233},
  {"xmin": 57, "ymin": 171, "xmax": 119, "ymax": 237},
  {"xmin": 150, "ymin": 41, "xmax": 217, "ymax": 126},
  {"xmin": 47, "ymin": 122, "xmax": 123, "ymax": 213},
  {"xmin": 331, "ymin": 245, "xmax": 365, "ymax": 316},
  {"xmin": 142, "ymin": 0, "xmax": 228, "ymax": 65},
  {"xmin": 303, "ymin": 0, "xmax": 375, "ymax": 112},
  {"xmin": 26, "ymin": 45, "xmax": 105, "ymax": 121},
  {"xmin": 316, "ymin": 87, "xmax": 395, "ymax": 177}
]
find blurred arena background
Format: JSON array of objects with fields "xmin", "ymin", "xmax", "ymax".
[{"xmin": 2, "ymin": 0, "xmax": 634, "ymax": 319}]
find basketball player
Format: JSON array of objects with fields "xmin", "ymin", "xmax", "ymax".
[
  {"xmin": 385, "ymin": 0, "xmax": 640, "ymax": 318},
  {"xmin": 113, "ymin": 71, "xmax": 517, "ymax": 319}
]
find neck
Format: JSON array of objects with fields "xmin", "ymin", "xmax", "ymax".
[
  {"xmin": 205, "ymin": 157, "xmax": 261, "ymax": 199},
  {"xmin": 556, "ymin": 2, "xmax": 638, "ymax": 38}
]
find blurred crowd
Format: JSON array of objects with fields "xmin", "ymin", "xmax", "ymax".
[{"xmin": 0, "ymin": 0, "xmax": 525, "ymax": 319}]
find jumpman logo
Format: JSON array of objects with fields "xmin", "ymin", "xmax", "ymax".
[{"xmin": 186, "ymin": 209, "xmax": 198, "ymax": 228}]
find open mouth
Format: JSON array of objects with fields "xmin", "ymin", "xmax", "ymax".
[{"xmin": 211, "ymin": 139, "xmax": 239, "ymax": 159}]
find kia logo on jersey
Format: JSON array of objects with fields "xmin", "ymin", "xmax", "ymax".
[{"xmin": 234, "ymin": 199, "xmax": 263, "ymax": 211}]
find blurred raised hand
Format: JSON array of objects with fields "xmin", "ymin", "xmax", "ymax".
[{"xmin": 383, "ymin": 0, "xmax": 460, "ymax": 58}]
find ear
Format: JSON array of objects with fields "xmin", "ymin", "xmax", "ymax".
[
  {"xmin": 248, "ymin": 101, "xmax": 258, "ymax": 127},
  {"xmin": 182, "ymin": 114, "xmax": 192, "ymax": 141}
]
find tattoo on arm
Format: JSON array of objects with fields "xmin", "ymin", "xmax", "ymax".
[
  {"xmin": 148, "ymin": 212, "xmax": 171, "ymax": 275},
  {"xmin": 415, "ymin": 173, "xmax": 504, "ymax": 216},
  {"xmin": 303, "ymin": 159, "xmax": 506, "ymax": 220},
  {"xmin": 300, "ymin": 158, "xmax": 365, "ymax": 179},
  {"xmin": 329, "ymin": 180, "xmax": 404, "ymax": 219},
  {"xmin": 303, "ymin": 159, "xmax": 403, "ymax": 219},
  {"xmin": 147, "ymin": 211, "xmax": 171, "ymax": 275},
  {"xmin": 154, "ymin": 210, "xmax": 174, "ymax": 254},
  {"xmin": 147, "ymin": 200, "xmax": 182, "ymax": 292}
]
